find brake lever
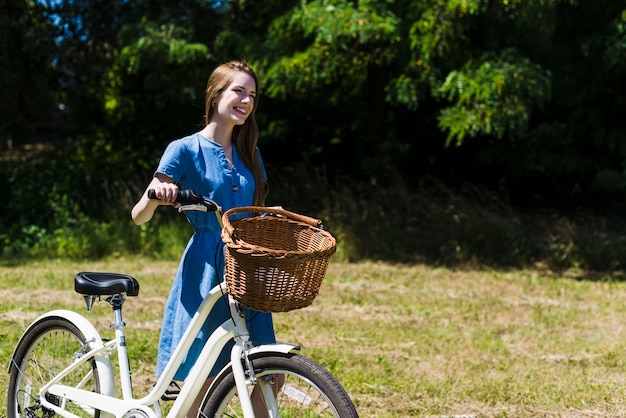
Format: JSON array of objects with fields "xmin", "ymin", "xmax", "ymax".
[{"xmin": 178, "ymin": 204, "xmax": 209, "ymax": 213}]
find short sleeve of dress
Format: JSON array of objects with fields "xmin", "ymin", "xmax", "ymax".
[{"xmin": 155, "ymin": 139, "xmax": 190, "ymax": 183}]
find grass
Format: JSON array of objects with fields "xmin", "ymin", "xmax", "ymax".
[{"xmin": 2, "ymin": 257, "xmax": 626, "ymax": 417}]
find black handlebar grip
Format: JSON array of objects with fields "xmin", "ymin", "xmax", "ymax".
[
  {"xmin": 147, "ymin": 189, "xmax": 204, "ymax": 205},
  {"xmin": 147, "ymin": 189, "xmax": 159, "ymax": 200},
  {"xmin": 147, "ymin": 189, "xmax": 219, "ymax": 212}
]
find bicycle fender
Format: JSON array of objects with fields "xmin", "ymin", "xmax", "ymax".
[
  {"xmin": 248, "ymin": 343, "xmax": 301, "ymax": 357},
  {"xmin": 8, "ymin": 309, "xmax": 116, "ymax": 397}
]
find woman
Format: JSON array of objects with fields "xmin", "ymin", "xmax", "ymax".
[{"xmin": 131, "ymin": 60, "xmax": 275, "ymax": 414}]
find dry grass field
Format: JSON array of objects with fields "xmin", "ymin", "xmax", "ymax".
[{"xmin": 2, "ymin": 258, "xmax": 626, "ymax": 417}]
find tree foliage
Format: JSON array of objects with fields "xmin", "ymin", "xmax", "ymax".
[
  {"xmin": 437, "ymin": 49, "xmax": 552, "ymax": 145},
  {"xmin": 256, "ymin": 0, "xmax": 626, "ymax": 197}
]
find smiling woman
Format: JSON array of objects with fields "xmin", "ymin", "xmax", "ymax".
[{"xmin": 130, "ymin": 60, "xmax": 275, "ymax": 413}]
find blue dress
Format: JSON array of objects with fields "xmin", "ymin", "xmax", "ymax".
[{"xmin": 154, "ymin": 133, "xmax": 275, "ymax": 380}]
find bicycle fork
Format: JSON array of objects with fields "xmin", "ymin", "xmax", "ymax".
[{"xmin": 229, "ymin": 300, "xmax": 279, "ymax": 418}]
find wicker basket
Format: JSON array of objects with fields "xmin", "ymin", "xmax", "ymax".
[{"xmin": 221, "ymin": 206, "xmax": 336, "ymax": 313}]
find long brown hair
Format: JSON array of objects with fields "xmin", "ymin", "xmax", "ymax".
[{"xmin": 204, "ymin": 60, "xmax": 267, "ymax": 206}]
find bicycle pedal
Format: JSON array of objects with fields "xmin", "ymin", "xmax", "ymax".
[{"xmin": 161, "ymin": 381, "xmax": 181, "ymax": 401}]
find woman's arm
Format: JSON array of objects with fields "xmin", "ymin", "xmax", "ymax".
[{"xmin": 131, "ymin": 173, "xmax": 179, "ymax": 225}]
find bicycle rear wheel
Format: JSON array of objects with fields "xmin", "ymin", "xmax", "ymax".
[
  {"xmin": 200, "ymin": 353, "xmax": 358, "ymax": 417},
  {"xmin": 7, "ymin": 316, "xmax": 103, "ymax": 418}
]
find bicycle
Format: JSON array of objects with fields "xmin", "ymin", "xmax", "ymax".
[{"xmin": 7, "ymin": 190, "xmax": 359, "ymax": 418}]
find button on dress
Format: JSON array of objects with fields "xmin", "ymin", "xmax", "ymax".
[{"xmin": 154, "ymin": 133, "xmax": 275, "ymax": 380}]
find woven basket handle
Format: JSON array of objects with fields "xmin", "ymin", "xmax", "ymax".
[{"xmin": 222, "ymin": 206, "xmax": 323, "ymax": 238}]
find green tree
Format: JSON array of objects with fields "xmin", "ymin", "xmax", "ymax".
[{"xmin": 257, "ymin": 0, "xmax": 626, "ymax": 201}]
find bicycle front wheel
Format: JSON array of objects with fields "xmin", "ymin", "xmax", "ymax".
[
  {"xmin": 7, "ymin": 316, "xmax": 103, "ymax": 418},
  {"xmin": 200, "ymin": 352, "xmax": 358, "ymax": 417}
]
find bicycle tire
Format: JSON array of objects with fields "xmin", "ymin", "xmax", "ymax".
[
  {"xmin": 7, "ymin": 316, "xmax": 103, "ymax": 418},
  {"xmin": 200, "ymin": 352, "xmax": 359, "ymax": 417}
]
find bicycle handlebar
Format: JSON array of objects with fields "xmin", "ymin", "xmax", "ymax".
[{"xmin": 147, "ymin": 189, "xmax": 220, "ymax": 212}]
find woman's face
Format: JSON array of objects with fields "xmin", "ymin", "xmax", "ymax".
[{"xmin": 213, "ymin": 72, "xmax": 257, "ymax": 126}]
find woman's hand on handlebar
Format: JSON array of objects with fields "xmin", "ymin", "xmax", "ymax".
[
  {"xmin": 148, "ymin": 183, "xmax": 181, "ymax": 208},
  {"xmin": 131, "ymin": 175, "xmax": 179, "ymax": 225}
]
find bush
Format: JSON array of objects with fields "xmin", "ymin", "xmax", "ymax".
[
  {"xmin": 267, "ymin": 164, "xmax": 626, "ymax": 271},
  {"xmin": 2, "ymin": 149, "xmax": 626, "ymax": 272}
]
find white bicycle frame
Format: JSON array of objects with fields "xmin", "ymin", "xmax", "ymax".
[{"xmin": 23, "ymin": 282, "xmax": 298, "ymax": 418}]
